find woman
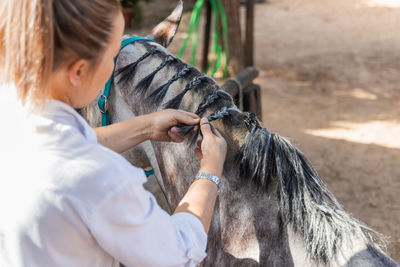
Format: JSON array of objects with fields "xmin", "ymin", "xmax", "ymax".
[{"xmin": 0, "ymin": 0, "xmax": 227, "ymax": 266}]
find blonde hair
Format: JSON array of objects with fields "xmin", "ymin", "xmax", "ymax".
[{"xmin": 0, "ymin": 0, "xmax": 121, "ymax": 106}]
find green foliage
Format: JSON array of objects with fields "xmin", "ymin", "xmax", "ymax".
[{"xmin": 177, "ymin": 0, "xmax": 229, "ymax": 79}]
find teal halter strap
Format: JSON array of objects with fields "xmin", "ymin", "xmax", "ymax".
[
  {"xmin": 98, "ymin": 36, "xmax": 154, "ymax": 127},
  {"xmin": 98, "ymin": 36, "xmax": 155, "ymax": 178},
  {"xmin": 144, "ymin": 169, "xmax": 155, "ymax": 177}
]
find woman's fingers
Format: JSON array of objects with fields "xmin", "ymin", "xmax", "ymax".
[
  {"xmin": 164, "ymin": 111, "xmax": 224, "ymax": 145},
  {"xmin": 197, "ymin": 117, "xmax": 227, "ymax": 177},
  {"xmin": 178, "ymin": 109, "xmax": 200, "ymax": 120},
  {"xmin": 150, "ymin": 109, "xmax": 201, "ymax": 142},
  {"xmin": 173, "ymin": 110, "xmax": 200, "ymax": 125},
  {"xmin": 200, "ymin": 118, "xmax": 224, "ymax": 139},
  {"xmin": 200, "ymin": 118, "xmax": 213, "ymax": 136}
]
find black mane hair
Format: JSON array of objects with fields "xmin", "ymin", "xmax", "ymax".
[
  {"xmin": 116, "ymin": 46, "xmax": 158, "ymax": 88},
  {"xmin": 235, "ymin": 112, "xmax": 383, "ymax": 264},
  {"xmin": 148, "ymin": 65, "xmax": 192, "ymax": 106},
  {"xmin": 133, "ymin": 55, "xmax": 176, "ymax": 98}
]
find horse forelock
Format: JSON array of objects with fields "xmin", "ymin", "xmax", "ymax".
[{"xmin": 113, "ymin": 40, "xmax": 388, "ymax": 266}]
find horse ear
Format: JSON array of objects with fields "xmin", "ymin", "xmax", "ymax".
[{"xmin": 146, "ymin": 0, "xmax": 183, "ymax": 48}]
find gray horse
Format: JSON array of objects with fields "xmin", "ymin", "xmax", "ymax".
[{"xmin": 83, "ymin": 1, "xmax": 399, "ymax": 266}]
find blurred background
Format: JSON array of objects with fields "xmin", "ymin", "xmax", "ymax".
[{"xmin": 123, "ymin": 0, "xmax": 400, "ymax": 261}]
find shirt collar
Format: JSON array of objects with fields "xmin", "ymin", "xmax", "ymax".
[{"xmin": 40, "ymin": 100, "xmax": 98, "ymax": 143}]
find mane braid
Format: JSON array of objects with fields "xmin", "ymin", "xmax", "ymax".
[
  {"xmin": 148, "ymin": 65, "xmax": 192, "ymax": 106},
  {"xmin": 178, "ymin": 89, "xmax": 235, "ymax": 139},
  {"xmin": 236, "ymin": 113, "xmax": 383, "ymax": 264},
  {"xmin": 134, "ymin": 55, "xmax": 176, "ymax": 98},
  {"xmin": 116, "ymin": 47, "xmax": 158, "ymax": 87},
  {"xmin": 195, "ymin": 89, "xmax": 227, "ymax": 116},
  {"xmin": 164, "ymin": 75, "xmax": 209, "ymax": 109},
  {"xmin": 207, "ymin": 105, "xmax": 238, "ymax": 122},
  {"xmin": 179, "ymin": 105, "xmax": 239, "ymax": 145}
]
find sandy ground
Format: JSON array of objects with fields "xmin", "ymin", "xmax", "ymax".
[{"xmin": 132, "ymin": 0, "xmax": 400, "ymax": 261}]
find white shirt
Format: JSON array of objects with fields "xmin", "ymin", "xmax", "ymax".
[{"xmin": 0, "ymin": 90, "xmax": 207, "ymax": 267}]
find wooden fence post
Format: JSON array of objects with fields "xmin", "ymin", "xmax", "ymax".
[
  {"xmin": 245, "ymin": 0, "xmax": 255, "ymax": 67},
  {"xmin": 220, "ymin": 0, "xmax": 244, "ymax": 75}
]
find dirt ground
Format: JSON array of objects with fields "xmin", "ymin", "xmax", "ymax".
[{"xmin": 133, "ymin": 0, "xmax": 400, "ymax": 261}]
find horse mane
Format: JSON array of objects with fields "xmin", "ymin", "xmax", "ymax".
[
  {"xmin": 115, "ymin": 41, "xmax": 385, "ymax": 265},
  {"xmin": 235, "ymin": 113, "xmax": 385, "ymax": 264}
]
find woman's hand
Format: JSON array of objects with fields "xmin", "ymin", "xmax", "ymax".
[
  {"xmin": 195, "ymin": 118, "xmax": 227, "ymax": 178},
  {"xmin": 147, "ymin": 109, "xmax": 200, "ymax": 142}
]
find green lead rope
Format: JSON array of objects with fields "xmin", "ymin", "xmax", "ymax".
[
  {"xmin": 177, "ymin": 0, "xmax": 229, "ymax": 79},
  {"xmin": 177, "ymin": 0, "xmax": 204, "ymax": 62}
]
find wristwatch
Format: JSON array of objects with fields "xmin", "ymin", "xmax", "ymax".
[{"xmin": 194, "ymin": 172, "xmax": 221, "ymax": 193}]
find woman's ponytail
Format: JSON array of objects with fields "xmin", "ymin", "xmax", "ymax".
[
  {"xmin": 0, "ymin": 0, "xmax": 55, "ymax": 105},
  {"xmin": 0, "ymin": 0, "xmax": 121, "ymax": 106}
]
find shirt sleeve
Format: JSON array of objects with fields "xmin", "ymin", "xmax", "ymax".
[{"xmin": 87, "ymin": 175, "xmax": 208, "ymax": 267}]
